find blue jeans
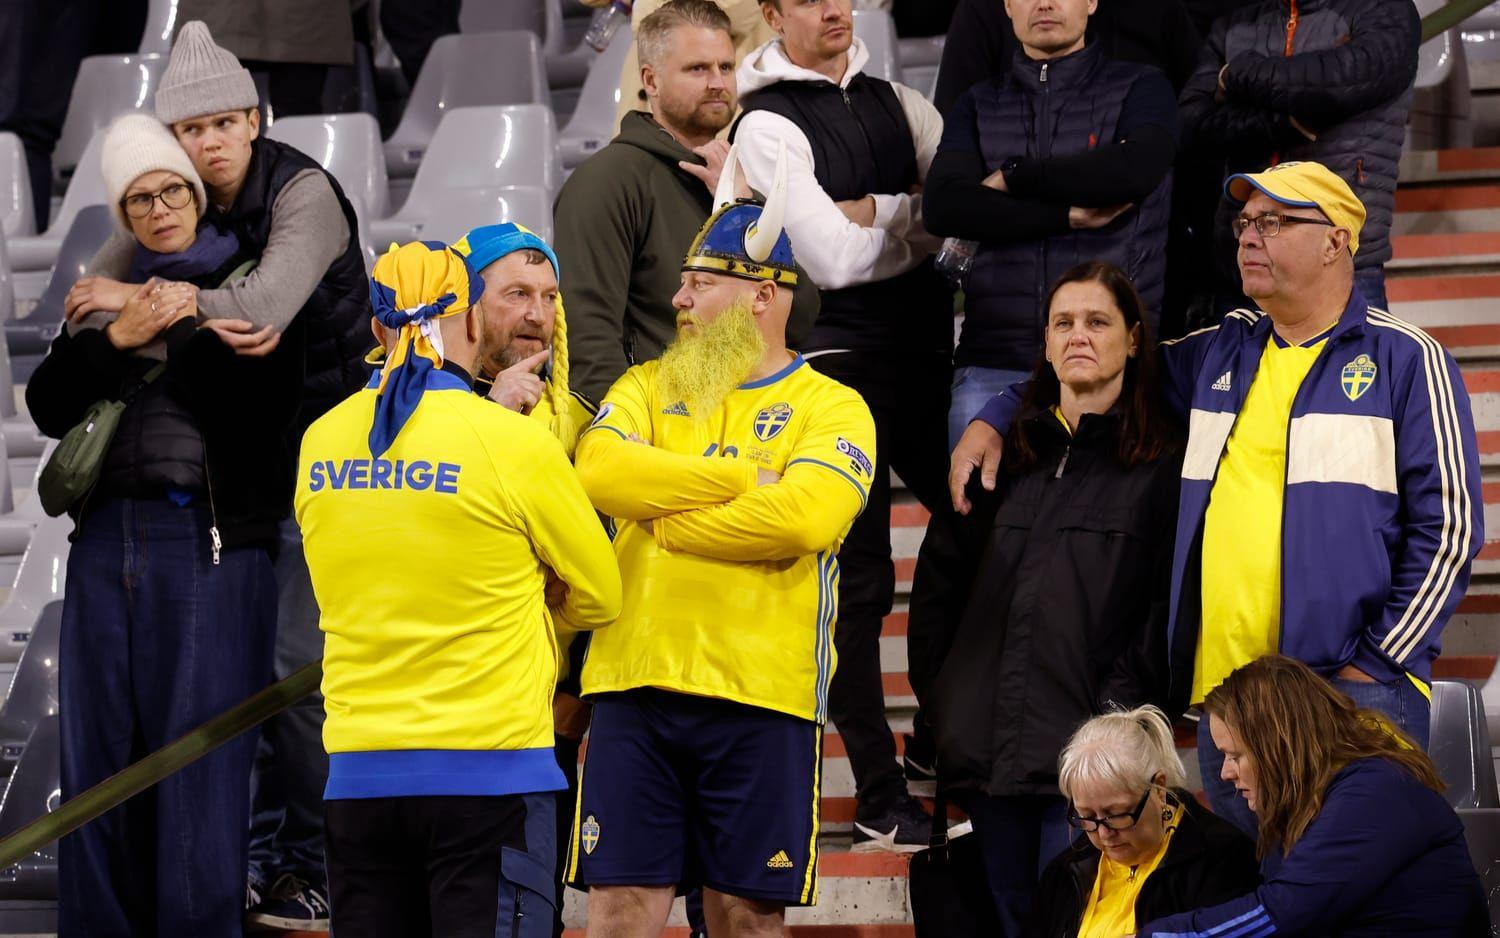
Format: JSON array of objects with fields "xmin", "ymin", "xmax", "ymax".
[
  {"xmin": 953, "ymin": 792, "xmax": 1072, "ymax": 937},
  {"xmin": 949, "ymin": 366, "xmax": 1030, "ymax": 452},
  {"xmin": 59, "ymin": 498, "xmax": 277, "ymax": 938},
  {"xmin": 1198, "ymin": 671, "xmax": 1430, "ymax": 840},
  {"xmin": 248, "ymin": 518, "xmax": 329, "ymax": 886}
]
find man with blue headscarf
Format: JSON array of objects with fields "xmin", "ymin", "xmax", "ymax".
[{"xmin": 295, "ymin": 241, "xmax": 622, "ymax": 938}]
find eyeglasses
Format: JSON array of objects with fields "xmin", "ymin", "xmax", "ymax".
[
  {"xmin": 1066, "ymin": 789, "xmax": 1152, "ymax": 831},
  {"xmin": 121, "ymin": 183, "xmax": 194, "ymax": 219},
  {"xmin": 1232, "ymin": 211, "xmax": 1334, "ymax": 240}
]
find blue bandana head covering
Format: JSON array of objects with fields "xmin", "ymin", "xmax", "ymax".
[
  {"xmin": 368, "ymin": 240, "xmax": 484, "ymax": 457},
  {"xmin": 453, "ymin": 222, "xmax": 561, "ymax": 284}
]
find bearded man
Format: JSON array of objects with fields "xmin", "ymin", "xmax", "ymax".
[{"xmin": 568, "ymin": 145, "xmax": 875, "ymax": 938}]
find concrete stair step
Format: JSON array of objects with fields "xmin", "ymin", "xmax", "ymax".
[
  {"xmin": 1400, "ymin": 147, "xmax": 1500, "ymax": 184},
  {"xmin": 1390, "ymin": 231, "xmax": 1500, "ymax": 271}
]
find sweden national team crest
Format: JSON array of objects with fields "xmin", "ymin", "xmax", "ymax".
[
  {"xmin": 581, "ymin": 814, "xmax": 601, "ymax": 855},
  {"xmin": 1341, "ymin": 354, "xmax": 1378, "ymax": 402},
  {"xmin": 753, "ymin": 402, "xmax": 794, "ymax": 442}
]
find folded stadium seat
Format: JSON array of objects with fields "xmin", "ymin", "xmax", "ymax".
[
  {"xmin": 266, "ymin": 112, "xmax": 392, "ymax": 219},
  {"xmin": 0, "ymin": 514, "xmax": 71, "ymax": 665},
  {"xmin": 371, "ymin": 183, "xmax": 553, "ymax": 247},
  {"xmin": 1458, "ymin": 808, "xmax": 1500, "ymax": 932},
  {"xmin": 137, "ymin": 0, "xmax": 181, "ymax": 55},
  {"xmin": 1430, "ymin": 680, "xmax": 1500, "ymax": 809},
  {"xmin": 0, "ymin": 134, "xmax": 36, "ymax": 240},
  {"xmin": 382, "ymin": 31, "xmax": 549, "ymax": 180},
  {"xmin": 374, "ymin": 103, "xmax": 560, "ymax": 243},
  {"xmin": 899, "ymin": 34, "xmax": 945, "ymax": 100},
  {"xmin": 8, "ymin": 132, "xmax": 108, "ymax": 278},
  {"xmin": 0, "ymin": 714, "xmax": 59, "ymax": 905},
  {"xmin": 852, "ymin": 9, "xmax": 902, "ymax": 84},
  {"xmin": 50, "ymin": 54, "xmax": 169, "ymax": 195},
  {"xmin": 8, "ymin": 205, "xmax": 114, "ymax": 373},
  {"xmin": 0, "ymin": 600, "xmax": 60, "ymax": 774},
  {"xmin": 460, "ymin": 0, "xmax": 551, "ymax": 44},
  {"xmin": 559, "ymin": 24, "xmax": 633, "ymax": 170}
]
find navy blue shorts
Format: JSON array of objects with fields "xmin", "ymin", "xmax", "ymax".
[{"xmin": 566, "ymin": 688, "xmax": 823, "ymax": 905}]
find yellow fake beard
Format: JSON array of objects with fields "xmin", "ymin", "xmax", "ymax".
[{"xmin": 656, "ymin": 299, "xmax": 767, "ymax": 419}]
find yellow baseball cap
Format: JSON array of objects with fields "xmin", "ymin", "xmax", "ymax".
[{"xmin": 1224, "ymin": 161, "xmax": 1365, "ymax": 256}]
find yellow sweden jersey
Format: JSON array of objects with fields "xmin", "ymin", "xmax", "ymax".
[
  {"xmin": 575, "ymin": 354, "xmax": 876, "ymax": 724},
  {"xmin": 296, "ymin": 377, "xmax": 621, "ymax": 774}
]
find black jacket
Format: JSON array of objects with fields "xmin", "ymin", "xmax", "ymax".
[
  {"xmin": 1177, "ymin": 0, "xmax": 1419, "ymax": 278},
  {"xmin": 909, "ymin": 407, "xmax": 1181, "ymax": 797},
  {"xmin": 933, "ymin": 0, "xmax": 1203, "ymax": 115},
  {"xmin": 27, "ymin": 317, "xmax": 304, "ymax": 554},
  {"xmin": 221, "ymin": 137, "xmax": 370, "ymax": 433},
  {"xmin": 1023, "ymin": 793, "xmax": 1261, "ymax": 938}
]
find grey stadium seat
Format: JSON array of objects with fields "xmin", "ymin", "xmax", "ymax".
[
  {"xmin": 0, "ymin": 134, "xmax": 35, "ymax": 239},
  {"xmin": 375, "ymin": 104, "xmax": 560, "ymax": 245},
  {"xmin": 372, "ymin": 184, "xmax": 553, "ymax": 247},
  {"xmin": 1430, "ymin": 680, "xmax": 1500, "ymax": 809},
  {"xmin": 559, "ymin": 24, "xmax": 632, "ymax": 169},
  {"xmin": 8, "ymin": 206, "xmax": 115, "ymax": 359},
  {"xmin": 9, "ymin": 131, "xmax": 108, "ymax": 274},
  {"xmin": 0, "ymin": 601, "xmax": 61, "ymax": 773},
  {"xmin": 853, "ymin": 10, "xmax": 901, "ymax": 84},
  {"xmin": 382, "ymin": 31, "xmax": 549, "ymax": 179},
  {"xmin": 0, "ymin": 715, "xmax": 60, "ymax": 903},
  {"xmin": 0, "ymin": 516, "xmax": 72, "ymax": 665},
  {"xmin": 267, "ymin": 112, "xmax": 392, "ymax": 218},
  {"xmin": 51, "ymin": 54, "xmax": 169, "ymax": 192},
  {"xmin": 138, "ymin": 0, "xmax": 181, "ymax": 54}
]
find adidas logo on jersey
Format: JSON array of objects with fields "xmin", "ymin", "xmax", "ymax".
[
  {"xmin": 1211, "ymin": 371, "xmax": 1233, "ymax": 392},
  {"xmin": 766, "ymin": 850, "xmax": 795, "ymax": 870},
  {"xmin": 661, "ymin": 401, "xmax": 692, "ymax": 416}
]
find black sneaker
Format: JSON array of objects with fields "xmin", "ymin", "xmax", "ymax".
[
  {"xmin": 852, "ymin": 795, "xmax": 933, "ymax": 853},
  {"xmin": 902, "ymin": 732, "xmax": 937, "ymax": 797},
  {"xmin": 246, "ymin": 873, "xmax": 331, "ymax": 931}
]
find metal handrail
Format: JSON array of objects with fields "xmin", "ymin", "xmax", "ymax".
[
  {"xmin": 1422, "ymin": 0, "xmax": 1495, "ymax": 40},
  {"xmin": 0, "ymin": 661, "xmax": 322, "ymax": 869}
]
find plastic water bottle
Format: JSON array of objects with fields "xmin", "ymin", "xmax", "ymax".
[
  {"xmin": 935, "ymin": 238, "xmax": 978, "ymax": 288},
  {"xmin": 585, "ymin": 0, "xmax": 633, "ymax": 52}
]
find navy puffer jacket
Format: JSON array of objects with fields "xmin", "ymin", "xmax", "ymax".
[{"xmin": 1178, "ymin": 0, "xmax": 1420, "ymax": 271}]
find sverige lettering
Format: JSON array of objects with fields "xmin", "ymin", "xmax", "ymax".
[{"xmin": 308, "ymin": 459, "xmax": 461, "ymax": 494}]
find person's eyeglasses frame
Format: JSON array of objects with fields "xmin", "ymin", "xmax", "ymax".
[
  {"xmin": 1066, "ymin": 788, "xmax": 1153, "ymax": 832},
  {"xmin": 1232, "ymin": 210, "xmax": 1335, "ymax": 240},
  {"xmin": 121, "ymin": 183, "xmax": 195, "ymax": 220}
]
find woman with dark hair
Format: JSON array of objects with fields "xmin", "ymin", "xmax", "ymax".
[
  {"xmin": 908, "ymin": 261, "xmax": 1183, "ymax": 934},
  {"xmin": 1139, "ymin": 655, "xmax": 1488, "ymax": 937}
]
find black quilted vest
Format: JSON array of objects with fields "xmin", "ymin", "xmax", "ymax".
[
  {"xmin": 963, "ymin": 44, "xmax": 1171, "ymax": 371},
  {"xmin": 219, "ymin": 137, "xmax": 370, "ymax": 432},
  {"xmin": 737, "ymin": 73, "xmax": 951, "ymax": 354}
]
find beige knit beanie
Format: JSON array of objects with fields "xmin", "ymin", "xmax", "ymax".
[
  {"xmin": 155, "ymin": 21, "xmax": 259, "ymax": 125},
  {"xmin": 101, "ymin": 114, "xmax": 208, "ymax": 232}
]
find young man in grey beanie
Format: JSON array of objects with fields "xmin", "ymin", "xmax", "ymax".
[{"xmin": 62, "ymin": 20, "xmax": 371, "ymax": 933}]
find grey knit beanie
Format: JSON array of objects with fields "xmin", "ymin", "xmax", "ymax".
[{"xmin": 155, "ymin": 21, "xmax": 259, "ymax": 125}]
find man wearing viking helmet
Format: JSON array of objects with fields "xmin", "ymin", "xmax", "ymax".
[{"xmin": 567, "ymin": 144, "xmax": 876, "ymax": 936}]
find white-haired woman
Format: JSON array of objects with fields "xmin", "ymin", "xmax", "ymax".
[{"xmin": 1022, "ymin": 706, "xmax": 1259, "ymax": 938}]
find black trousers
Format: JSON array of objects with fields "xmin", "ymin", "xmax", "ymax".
[
  {"xmin": 379, "ymin": 0, "xmax": 461, "ymax": 86},
  {"xmin": 808, "ymin": 349, "xmax": 951, "ymax": 818},
  {"xmin": 325, "ymin": 792, "xmax": 557, "ymax": 938}
]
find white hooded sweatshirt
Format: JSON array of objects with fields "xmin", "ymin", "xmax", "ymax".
[{"xmin": 734, "ymin": 37, "xmax": 944, "ymax": 294}]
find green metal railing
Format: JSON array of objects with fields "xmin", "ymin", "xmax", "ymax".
[
  {"xmin": 1422, "ymin": 0, "xmax": 1495, "ymax": 40},
  {"xmin": 0, "ymin": 662, "xmax": 322, "ymax": 869}
]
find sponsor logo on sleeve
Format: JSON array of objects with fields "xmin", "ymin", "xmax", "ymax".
[{"xmin": 836, "ymin": 437, "xmax": 873, "ymax": 478}]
